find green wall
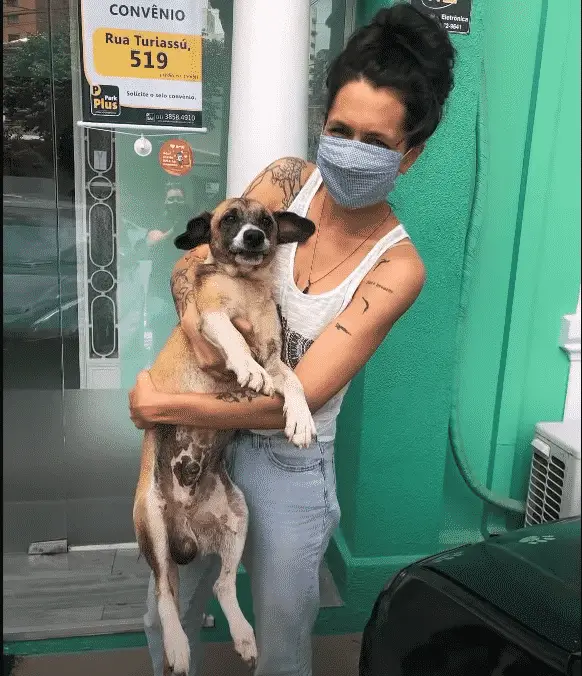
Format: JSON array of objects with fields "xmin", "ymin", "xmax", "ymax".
[
  {"xmin": 328, "ymin": 0, "xmax": 581, "ymax": 626},
  {"xmin": 331, "ymin": 0, "xmax": 484, "ymax": 615},
  {"xmin": 488, "ymin": 0, "xmax": 580, "ymax": 529}
]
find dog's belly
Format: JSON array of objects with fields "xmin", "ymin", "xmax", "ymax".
[
  {"xmin": 152, "ymin": 424, "xmax": 238, "ymax": 563},
  {"xmin": 155, "ymin": 424, "xmax": 234, "ymax": 500},
  {"xmin": 143, "ymin": 325, "xmax": 248, "ymax": 565}
]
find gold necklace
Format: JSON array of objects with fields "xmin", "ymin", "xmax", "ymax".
[{"xmin": 301, "ymin": 193, "xmax": 392, "ymax": 294}]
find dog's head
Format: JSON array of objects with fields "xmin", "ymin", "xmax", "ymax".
[{"xmin": 174, "ymin": 198, "xmax": 315, "ymax": 267}]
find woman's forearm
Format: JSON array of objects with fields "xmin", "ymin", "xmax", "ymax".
[{"xmin": 151, "ymin": 390, "xmax": 287, "ymax": 430}]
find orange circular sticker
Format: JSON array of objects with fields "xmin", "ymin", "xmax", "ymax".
[{"xmin": 159, "ymin": 139, "xmax": 194, "ymax": 176}]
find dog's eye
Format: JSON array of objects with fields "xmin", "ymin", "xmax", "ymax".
[
  {"xmin": 223, "ymin": 213, "xmax": 236, "ymax": 224},
  {"xmin": 261, "ymin": 216, "xmax": 272, "ymax": 228}
]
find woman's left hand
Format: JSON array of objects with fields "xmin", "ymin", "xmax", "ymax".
[{"xmin": 129, "ymin": 370, "xmax": 159, "ymax": 429}]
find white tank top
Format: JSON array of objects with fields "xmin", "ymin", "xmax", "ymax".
[{"xmin": 253, "ymin": 168, "xmax": 410, "ymax": 442}]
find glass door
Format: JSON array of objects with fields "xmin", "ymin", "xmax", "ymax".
[
  {"xmin": 3, "ymin": 0, "xmax": 69, "ymax": 552},
  {"xmin": 59, "ymin": 0, "xmax": 235, "ymax": 545},
  {"xmin": 3, "ymin": 0, "xmax": 355, "ymax": 551}
]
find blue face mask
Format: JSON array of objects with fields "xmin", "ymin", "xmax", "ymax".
[{"xmin": 316, "ymin": 134, "xmax": 404, "ymax": 209}]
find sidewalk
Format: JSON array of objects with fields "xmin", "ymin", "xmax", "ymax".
[{"xmin": 10, "ymin": 634, "xmax": 363, "ymax": 676}]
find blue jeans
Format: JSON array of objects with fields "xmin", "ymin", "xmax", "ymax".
[{"xmin": 144, "ymin": 431, "xmax": 341, "ymax": 676}]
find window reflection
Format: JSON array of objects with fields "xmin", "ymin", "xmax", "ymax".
[
  {"xmin": 308, "ymin": 0, "xmax": 348, "ymax": 161},
  {"xmin": 3, "ymin": 1, "xmax": 67, "ymax": 391}
]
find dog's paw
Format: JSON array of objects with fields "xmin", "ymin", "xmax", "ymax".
[
  {"xmin": 228, "ymin": 356, "xmax": 274, "ymax": 395},
  {"xmin": 164, "ymin": 628, "xmax": 190, "ymax": 676},
  {"xmin": 284, "ymin": 399, "xmax": 317, "ymax": 449},
  {"xmin": 233, "ymin": 629, "xmax": 258, "ymax": 670}
]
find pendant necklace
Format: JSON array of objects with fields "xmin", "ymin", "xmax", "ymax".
[{"xmin": 301, "ymin": 193, "xmax": 392, "ymax": 294}]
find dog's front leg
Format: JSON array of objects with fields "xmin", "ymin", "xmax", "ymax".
[
  {"xmin": 200, "ymin": 311, "xmax": 274, "ymax": 395},
  {"xmin": 265, "ymin": 356, "xmax": 316, "ymax": 448}
]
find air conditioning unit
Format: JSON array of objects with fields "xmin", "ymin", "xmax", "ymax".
[{"xmin": 525, "ymin": 420, "xmax": 581, "ymax": 526}]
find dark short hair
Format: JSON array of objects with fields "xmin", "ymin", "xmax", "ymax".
[{"xmin": 326, "ymin": 3, "xmax": 456, "ymax": 148}]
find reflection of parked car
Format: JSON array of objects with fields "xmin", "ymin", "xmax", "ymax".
[
  {"xmin": 3, "ymin": 191, "xmax": 79, "ymax": 338},
  {"xmin": 360, "ymin": 518, "xmax": 581, "ymax": 676}
]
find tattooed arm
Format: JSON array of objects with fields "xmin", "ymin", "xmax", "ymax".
[
  {"xmin": 168, "ymin": 249, "xmax": 224, "ymax": 373},
  {"xmin": 130, "ymin": 245, "xmax": 426, "ymax": 430},
  {"xmin": 242, "ymin": 157, "xmax": 315, "ymax": 210},
  {"xmin": 170, "ymin": 249, "xmax": 205, "ymax": 320}
]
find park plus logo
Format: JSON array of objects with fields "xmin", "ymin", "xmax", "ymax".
[{"xmin": 90, "ymin": 84, "xmax": 120, "ymax": 116}]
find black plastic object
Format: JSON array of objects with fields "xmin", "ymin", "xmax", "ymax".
[{"xmin": 360, "ymin": 517, "xmax": 581, "ymax": 676}]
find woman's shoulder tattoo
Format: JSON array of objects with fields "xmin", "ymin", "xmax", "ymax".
[{"xmin": 243, "ymin": 157, "xmax": 311, "ymax": 209}]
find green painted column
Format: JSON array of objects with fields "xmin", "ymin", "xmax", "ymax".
[
  {"xmin": 445, "ymin": 0, "xmax": 580, "ymax": 537},
  {"xmin": 442, "ymin": 0, "xmax": 551, "ymax": 540},
  {"xmin": 330, "ymin": 0, "xmax": 580, "ymax": 619},
  {"xmin": 487, "ymin": 0, "xmax": 580, "ymax": 524},
  {"xmin": 331, "ymin": 0, "xmax": 485, "ymax": 605}
]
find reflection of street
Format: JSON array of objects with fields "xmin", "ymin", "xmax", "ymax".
[
  {"xmin": 116, "ymin": 124, "xmax": 221, "ymax": 388},
  {"xmin": 2, "ymin": 181, "xmax": 81, "ymax": 389},
  {"xmin": 3, "ymin": 334, "xmax": 80, "ymax": 389},
  {"xmin": 3, "ymin": 182, "xmax": 78, "ymax": 338}
]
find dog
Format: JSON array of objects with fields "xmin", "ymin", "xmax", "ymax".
[{"xmin": 133, "ymin": 198, "xmax": 317, "ymax": 676}]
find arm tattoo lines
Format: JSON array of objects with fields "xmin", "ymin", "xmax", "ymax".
[
  {"xmin": 362, "ymin": 297, "xmax": 370, "ymax": 314},
  {"xmin": 215, "ymin": 390, "xmax": 263, "ymax": 404},
  {"xmin": 335, "ymin": 323, "xmax": 352, "ymax": 336},
  {"xmin": 365, "ymin": 280, "xmax": 394, "ymax": 293},
  {"xmin": 366, "ymin": 259, "xmax": 394, "ymax": 296},
  {"xmin": 242, "ymin": 158, "xmax": 307, "ymax": 209},
  {"xmin": 372, "ymin": 258, "xmax": 391, "ymax": 272},
  {"xmin": 170, "ymin": 266, "xmax": 197, "ymax": 318}
]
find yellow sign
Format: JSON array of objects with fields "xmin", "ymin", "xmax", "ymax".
[
  {"xmin": 93, "ymin": 28, "xmax": 202, "ymax": 82},
  {"xmin": 80, "ymin": 0, "xmax": 204, "ymax": 127}
]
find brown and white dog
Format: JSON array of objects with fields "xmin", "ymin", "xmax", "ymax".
[{"xmin": 133, "ymin": 198, "xmax": 316, "ymax": 676}]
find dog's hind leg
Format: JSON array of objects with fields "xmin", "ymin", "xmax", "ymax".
[
  {"xmin": 139, "ymin": 497, "xmax": 190, "ymax": 676},
  {"xmin": 211, "ymin": 498, "xmax": 257, "ymax": 668},
  {"xmin": 160, "ymin": 561, "xmax": 184, "ymax": 676}
]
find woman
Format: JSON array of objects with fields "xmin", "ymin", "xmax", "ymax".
[{"xmin": 130, "ymin": 4, "xmax": 455, "ymax": 675}]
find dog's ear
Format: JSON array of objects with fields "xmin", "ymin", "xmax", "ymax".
[
  {"xmin": 274, "ymin": 211, "xmax": 315, "ymax": 244},
  {"xmin": 174, "ymin": 212, "xmax": 212, "ymax": 250}
]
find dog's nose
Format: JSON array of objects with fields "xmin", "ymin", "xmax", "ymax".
[{"xmin": 243, "ymin": 228, "xmax": 265, "ymax": 249}]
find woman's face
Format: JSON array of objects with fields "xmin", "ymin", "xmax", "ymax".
[{"xmin": 323, "ymin": 78, "xmax": 423, "ymax": 173}]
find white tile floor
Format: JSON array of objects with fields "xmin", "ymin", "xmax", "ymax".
[{"xmin": 3, "ymin": 548, "xmax": 342, "ymax": 642}]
